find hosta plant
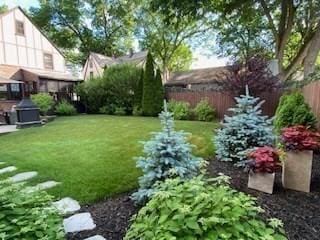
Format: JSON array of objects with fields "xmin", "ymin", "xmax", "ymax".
[
  {"xmin": 131, "ymin": 102, "xmax": 203, "ymax": 204},
  {"xmin": 125, "ymin": 176, "xmax": 287, "ymax": 240},
  {"xmin": 0, "ymin": 180, "xmax": 64, "ymax": 240},
  {"xmin": 247, "ymin": 146, "xmax": 281, "ymax": 173},
  {"xmin": 281, "ymin": 125, "xmax": 320, "ymax": 151}
]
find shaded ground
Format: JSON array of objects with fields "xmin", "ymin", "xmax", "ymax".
[{"xmin": 68, "ymin": 155, "xmax": 320, "ymax": 240}]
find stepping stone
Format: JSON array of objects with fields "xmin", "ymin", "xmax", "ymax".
[
  {"xmin": 63, "ymin": 212, "xmax": 96, "ymax": 233},
  {"xmin": 84, "ymin": 235, "xmax": 106, "ymax": 240},
  {"xmin": 24, "ymin": 181, "xmax": 60, "ymax": 193},
  {"xmin": 0, "ymin": 166, "xmax": 17, "ymax": 175},
  {"xmin": 8, "ymin": 171, "xmax": 38, "ymax": 183},
  {"xmin": 53, "ymin": 197, "xmax": 81, "ymax": 215}
]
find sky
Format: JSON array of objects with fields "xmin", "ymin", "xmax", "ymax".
[{"xmin": 2, "ymin": 0, "xmax": 228, "ymax": 69}]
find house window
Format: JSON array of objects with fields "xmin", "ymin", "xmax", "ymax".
[
  {"xmin": 43, "ymin": 53, "xmax": 54, "ymax": 70},
  {"xmin": 90, "ymin": 71, "xmax": 94, "ymax": 78},
  {"xmin": 89, "ymin": 60, "xmax": 93, "ymax": 68},
  {"xmin": 15, "ymin": 20, "xmax": 25, "ymax": 36},
  {"xmin": 0, "ymin": 84, "xmax": 8, "ymax": 100}
]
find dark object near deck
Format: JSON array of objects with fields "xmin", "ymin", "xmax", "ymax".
[{"xmin": 16, "ymin": 98, "xmax": 41, "ymax": 128}]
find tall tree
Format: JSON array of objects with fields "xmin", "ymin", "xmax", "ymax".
[
  {"xmin": 0, "ymin": 4, "xmax": 8, "ymax": 14},
  {"xmin": 136, "ymin": 1, "xmax": 213, "ymax": 81},
  {"xmin": 152, "ymin": 0, "xmax": 320, "ymax": 81},
  {"xmin": 29, "ymin": 0, "xmax": 136, "ymax": 64}
]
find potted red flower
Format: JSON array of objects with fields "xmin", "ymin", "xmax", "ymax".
[
  {"xmin": 281, "ymin": 125, "xmax": 320, "ymax": 192},
  {"xmin": 247, "ymin": 146, "xmax": 281, "ymax": 194}
]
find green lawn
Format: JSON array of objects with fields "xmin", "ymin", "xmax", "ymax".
[{"xmin": 0, "ymin": 115, "xmax": 217, "ymax": 203}]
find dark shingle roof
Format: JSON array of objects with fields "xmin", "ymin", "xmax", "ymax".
[
  {"xmin": 90, "ymin": 51, "xmax": 148, "ymax": 68},
  {"xmin": 166, "ymin": 66, "xmax": 232, "ymax": 86}
]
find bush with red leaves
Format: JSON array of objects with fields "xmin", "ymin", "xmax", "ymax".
[
  {"xmin": 281, "ymin": 125, "xmax": 320, "ymax": 151},
  {"xmin": 247, "ymin": 146, "xmax": 281, "ymax": 173}
]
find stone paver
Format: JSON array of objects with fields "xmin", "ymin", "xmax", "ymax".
[
  {"xmin": 84, "ymin": 235, "xmax": 106, "ymax": 240},
  {"xmin": 24, "ymin": 181, "xmax": 60, "ymax": 193},
  {"xmin": 0, "ymin": 166, "xmax": 17, "ymax": 175},
  {"xmin": 53, "ymin": 197, "xmax": 81, "ymax": 215},
  {"xmin": 8, "ymin": 171, "xmax": 38, "ymax": 183},
  {"xmin": 63, "ymin": 212, "xmax": 96, "ymax": 233},
  {"xmin": 0, "ymin": 125, "xmax": 18, "ymax": 134}
]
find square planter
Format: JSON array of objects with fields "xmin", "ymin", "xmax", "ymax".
[
  {"xmin": 248, "ymin": 171, "xmax": 275, "ymax": 194},
  {"xmin": 282, "ymin": 150, "xmax": 313, "ymax": 192}
]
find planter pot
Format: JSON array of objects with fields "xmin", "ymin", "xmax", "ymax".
[
  {"xmin": 248, "ymin": 171, "xmax": 275, "ymax": 194},
  {"xmin": 282, "ymin": 150, "xmax": 313, "ymax": 192}
]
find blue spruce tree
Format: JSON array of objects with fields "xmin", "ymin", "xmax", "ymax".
[
  {"xmin": 132, "ymin": 102, "xmax": 203, "ymax": 204},
  {"xmin": 214, "ymin": 86, "xmax": 275, "ymax": 166}
]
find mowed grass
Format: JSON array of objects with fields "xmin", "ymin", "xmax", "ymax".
[{"xmin": 0, "ymin": 115, "xmax": 218, "ymax": 203}]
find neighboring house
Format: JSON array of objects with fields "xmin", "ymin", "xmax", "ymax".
[
  {"xmin": 166, "ymin": 66, "xmax": 232, "ymax": 90},
  {"xmin": 0, "ymin": 7, "xmax": 81, "ymax": 112},
  {"xmin": 82, "ymin": 51, "xmax": 147, "ymax": 81}
]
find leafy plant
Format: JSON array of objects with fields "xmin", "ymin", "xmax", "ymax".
[
  {"xmin": 214, "ymin": 86, "xmax": 275, "ymax": 166},
  {"xmin": 247, "ymin": 147, "xmax": 281, "ymax": 173},
  {"xmin": 274, "ymin": 92, "xmax": 317, "ymax": 132},
  {"xmin": 125, "ymin": 176, "xmax": 287, "ymax": 240},
  {"xmin": 194, "ymin": 99, "xmax": 215, "ymax": 121},
  {"xmin": 31, "ymin": 93, "xmax": 54, "ymax": 115},
  {"xmin": 55, "ymin": 100, "xmax": 77, "ymax": 116},
  {"xmin": 131, "ymin": 102, "xmax": 203, "ymax": 204},
  {"xmin": 114, "ymin": 107, "xmax": 126, "ymax": 116},
  {"xmin": 0, "ymin": 180, "xmax": 64, "ymax": 240},
  {"xmin": 167, "ymin": 100, "xmax": 191, "ymax": 120},
  {"xmin": 281, "ymin": 125, "xmax": 320, "ymax": 151}
]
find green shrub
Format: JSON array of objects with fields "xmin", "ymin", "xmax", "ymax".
[
  {"xmin": 0, "ymin": 180, "xmax": 64, "ymax": 239},
  {"xmin": 31, "ymin": 93, "xmax": 54, "ymax": 115},
  {"xmin": 75, "ymin": 64, "xmax": 142, "ymax": 114},
  {"xmin": 114, "ymin": 107, "xmax": 126, "ymax": 116},
  {"xmin": 194, "ymin": 99, "xmax": 215, "ymax": 121},
  {"xmin": 167, "ymin": 100, "xmax": 191, "ymax": 120},
  {"xmin": 274, "ymin": 92, "xmax": 316, "ymax": 132},
  {"xmin": 132, "ymin": 106, "xmax": 143, "ymax": 116},
  {"xmin": 56, "ymin": 100, "xmax": 77, "ymax": 116},
  {"xmin": 125, "ymin": 176, "xmax": 287, "ymax": 240}
]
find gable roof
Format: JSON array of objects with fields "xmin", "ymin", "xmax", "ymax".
[
  {"xmin": 166, "ymin": 66, "xmax": 232, "ymax": 86},
  {"xmin": 89, "ymin": 51, "xmax": 148, "ymax": 68},
  {"xmin": 0, "ymin": 6, "xmax": 65, "ymax": 58}
]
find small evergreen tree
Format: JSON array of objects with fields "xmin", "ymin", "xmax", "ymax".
[
  {"xmin": 154, "ymin": 68, "xmax": 164, "ymax": 113},
  {"xmin": 132, "ymin": 102, "xmax": 203, "ymax": 204},
  {"xmin": 214, "ymin": 86, "xmax": 275, "ymax": 166},
  {"xmin": 274, "ymin": 92, "xmax": 316, "ymax": 132}
]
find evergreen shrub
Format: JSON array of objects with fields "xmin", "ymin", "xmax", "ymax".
[
  {"xmin": 131, "ymin": 103, "xmax": 203, "ymax": 204},
  {"xmin": 125, "ymin": 176, "xmax": 287, "ymax": 240},
  {"xmin": 0, "ymin": 180, "xmax": 64, "ymax": 239},
  {"xmin": 167, "ymin": 100, "xmax": 191, "ymax": 120},
  {"xmin": 214, "ymin": 87, "xmax": 274, "ymax": 166},
  {"xmin": 194, "ymin": 99, "xmax": 215, "ymax": 121},
  {"xmin": 274, "ymin": 92, "xmax": 316, "ymax": 132}
]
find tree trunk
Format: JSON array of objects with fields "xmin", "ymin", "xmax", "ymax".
[{"xmin": 304, "ymin": 27, "xmax": 320, "ymax": 79}]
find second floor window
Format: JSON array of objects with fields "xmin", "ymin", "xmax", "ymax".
[
  {"xmin": 15, "ymin": 20, "xmax": 25, "ymax": 36},
  {"xmin": 89, "ymin": 60, "xmax": 93, "ymax": 68},
  {"xmin": 44, "ymin": 53, "xmax": 54, "ymax": 70}
]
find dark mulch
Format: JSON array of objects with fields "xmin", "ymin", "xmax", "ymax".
[
  {"xmin": 207, "ymin": 155, "xmax": 320, "ymax": 240},
  {"xmin": 68, "ymin": 155, "xmax": 320, "ymax": 240},
  {"xmin": 67, "ymin": 193, "xmax": 137, "ymax": 240}
]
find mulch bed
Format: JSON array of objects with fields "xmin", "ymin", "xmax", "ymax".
[{"xmin": 68, "ymin": 155, "xmax": 320, "ymax": 240}]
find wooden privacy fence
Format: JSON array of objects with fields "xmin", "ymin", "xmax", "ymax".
[
  {"xmin": 303, "ymin": 81, "xmax": 320, "ymax": 129},
  {"xmin": 165, "ymin": 88, "xmax": 283, "ymax": 119}
]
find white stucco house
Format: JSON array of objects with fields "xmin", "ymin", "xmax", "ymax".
[{"xmin": 0, "ymin": 6, "xmax": 81, "ymax": 112}]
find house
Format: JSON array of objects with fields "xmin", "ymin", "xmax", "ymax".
[
  {"xmin": 0, "ymin": 7, "xmax": 81, "ymax": 112},
  {"xmin": 165, "ymin": 66, "xmax": 232, "ymax": 90},
  {"xmin": 82, "ymin": 51, "xmax": 147, "ymax": 81}
]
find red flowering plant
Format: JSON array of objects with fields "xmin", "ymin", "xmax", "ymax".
[
  {"xmin": 246, "ymin": 147, "xmax": 281, "ymax": 173},
  {"xmin": 281, "ymin": 125, "xmax": 320, "ymax": 151}
]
